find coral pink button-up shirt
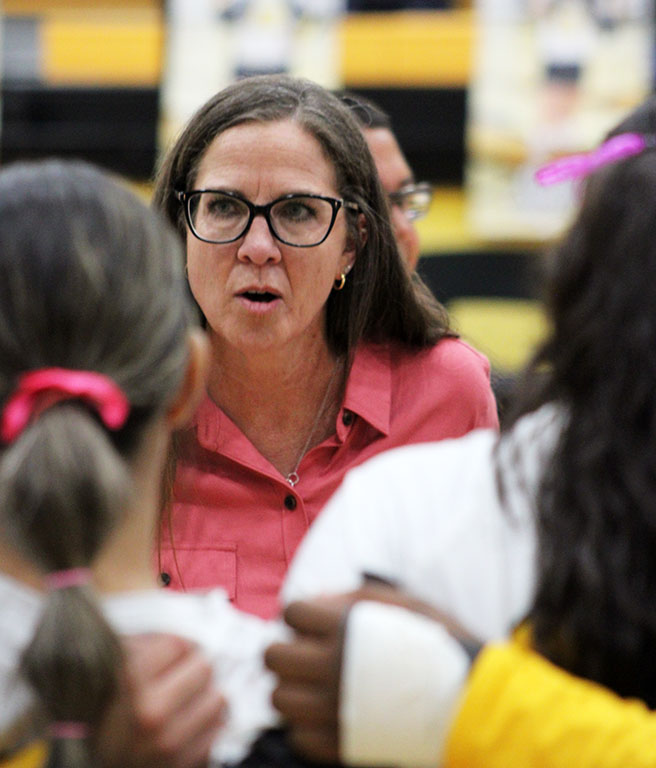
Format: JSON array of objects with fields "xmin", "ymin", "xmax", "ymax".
[{"xmin": 158, "ymin": 338, "xmax": 498, "ymax": 619}]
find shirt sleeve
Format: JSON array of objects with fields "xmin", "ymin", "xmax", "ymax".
[
  {"xmin": 403, "ymin": 339, "xmax": 499, "ymax": 436},
  {"xmin": 341, "ymin": 601, "xmax": 470, "ymax": 768},
  {"xmin": 445, "ymin": 639, "xmax": 656, "ymax": 768},
  {"xmin": 452, "ymin": 340, "xmax": 499, "ymax": 432}
]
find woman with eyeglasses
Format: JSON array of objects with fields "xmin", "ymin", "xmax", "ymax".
[{"xmin": 152, "ymin": 74, "xmax": 498, "ymax": 619}]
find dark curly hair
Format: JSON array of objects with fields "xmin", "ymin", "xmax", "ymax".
[{"xmin": 506, "ymin": 96, "xmax": 656, "ymax": 706}]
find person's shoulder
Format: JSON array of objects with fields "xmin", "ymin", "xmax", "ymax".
[
  {"xmin": 387, "ymin": 336, "xmax": 491, "ymax": 379},
  {"xmin": 105, "ymin": 588, "xmax": 286, "ymax": 655},
  {"xmin": 284, "ymin": 425, "xmax": 505, "ymax": 610},
  {"xmin": 391, "ymin": 337, "xmax": 498, "ymax": 430},
  {"xmin": 428, "ymin": 336, "xmax": 491, "ymax": 373},
  {"xmin": 103, "ymin": 587, "xmax": 239, "ymax": 640}
]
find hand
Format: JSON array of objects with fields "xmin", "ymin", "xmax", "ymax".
[
  {"xmin": 265, "ymin": 599, "xmax": 346, "ymax": 763},
  {"xmin": 265, "ymin": 584, "xmax": 479, "ymax": 764},
  {"xmin": 98, "ymin": 633, "xmax": 227, "ymax": 768}
]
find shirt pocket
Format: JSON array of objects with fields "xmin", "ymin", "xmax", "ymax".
[{"xmin": 157, "ymin": 543, "xmax": 237, "ymax": 601}]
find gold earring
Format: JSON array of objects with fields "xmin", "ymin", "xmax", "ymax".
[{"xmin": 333, "ymin": 273, "xmax": 346, "ymax": 291}]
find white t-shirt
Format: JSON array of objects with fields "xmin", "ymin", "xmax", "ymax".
[
  {"xmin": 0, "ymin": 574, "xmax": 286, "ymax": 765},
  {"xmin": 283, "ymin": 405, "xmax": 563, "ymax": 641}
]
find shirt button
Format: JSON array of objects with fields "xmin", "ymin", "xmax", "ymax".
[
  {"xmin": 284, "ymin": 494, "xmax": 297, "ymax": 510},
  {"xmin": 342, "ymin": 409, "xmax": 354, "ymax": 426},
  {"xmin": 160, "ymin": 572, "xmax": 171, "ymax": 587}
]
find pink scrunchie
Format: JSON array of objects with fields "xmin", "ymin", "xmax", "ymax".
[
  {"xmin": 48, "ymin": 721, "xmax": 89, "ymax": 740},
  {"xmin": 0, "ymin": 368, "xmax": 129, "ymax": 443},
  {"xmin": 44, "ymin": 567, "xmax": 92, "ymax": 591}
]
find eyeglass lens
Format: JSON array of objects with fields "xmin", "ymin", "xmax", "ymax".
[
  {"xmin": 390, "ymin": 184, "xmax": 433, "ymax": 221},
  {"xmin": 188, "ymin": 192, "xmax": 337, "ymax": 246}
]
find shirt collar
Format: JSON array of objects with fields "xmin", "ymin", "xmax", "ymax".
[
  {"xmin": 341, "ymin": 343, "xmax": 391, "ymax": 437},
  {"xmin": 192, "ymin": 394, "xmax": 239, "ymax": 455}
]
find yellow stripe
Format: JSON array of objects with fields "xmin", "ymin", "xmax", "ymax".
[
  {"xmin": 416, "ymin": 186, "xmax": 477, "ymax": 252},
  {"xmin": 448, "ymin": 297, "xmax": 548, "ymax": 373},
  {"xmin": 340, "ymin": 10, "xmax": 473, "ymax": 87},
  {"xmin": 41, "ymin": 12, "xmax": 163, "ymax": 86}
]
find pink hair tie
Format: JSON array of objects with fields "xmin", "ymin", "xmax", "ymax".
[
  {"xmin": 535, "ymin": 132, "xmax": 652, "ymax": 186},
  {"xmin": 49, "ymin": 722, "xmax": 89, "ymax": 740},
  {"xmin": 0, "ymin": 368, "xmax": 129, "ymax": 443},
  {"xmin": 44, "ymin": 567, "xmax": 92, "ymax": 591}
]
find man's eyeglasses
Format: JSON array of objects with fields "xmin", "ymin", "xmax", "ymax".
[
  {"xmin": 388, "ymin": 182, "xmax": 433, "ymax": 221},
  {"xmin": 176, "ymin": 190, "xmax": 359, "ymax": 248}
]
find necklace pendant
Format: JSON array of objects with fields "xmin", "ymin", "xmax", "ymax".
[{"xmin": 286, "ymin": 471, "xmax": 300, "ymax": 487}]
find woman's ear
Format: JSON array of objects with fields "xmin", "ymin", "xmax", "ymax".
[
  {"xmin": 346, "ymin": 213, "xmax": 368, "ymax": 250},
  {"xmin": 357, "ymin": 213, "xmax": 368, "ymax": 249},
  {"xmin": 342, "ymin": 213, "xmax": 367, "ymax": 274},
  {"xmin": 166, "ymin": 328, "xmax": 210, "ymax": 429}
]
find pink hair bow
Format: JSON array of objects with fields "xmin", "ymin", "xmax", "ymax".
[
  {"xmin": 0, "ymin": 368, "xmax": 129, "ymax": 443},
  {"xmin": 535, "ymin": 133, "xmax": 650, "ymax": 186}
]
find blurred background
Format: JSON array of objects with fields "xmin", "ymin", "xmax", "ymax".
[{"xmin": 2, "ymin": 0, "xmax": 654, "ymax": 396}]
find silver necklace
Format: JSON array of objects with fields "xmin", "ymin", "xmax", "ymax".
[{"xmin": 286, "ymin": 359, "xmax": 342, "ymax": 487}]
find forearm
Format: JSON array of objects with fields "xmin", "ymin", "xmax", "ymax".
[{"xmin": 267, "ymin": 594, "xmax": 476, "ymax": 768}]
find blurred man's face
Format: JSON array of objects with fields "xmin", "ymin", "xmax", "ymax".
[{"xmin": 363, "ymin": 127, "xmax": 421, "ymax": 271}]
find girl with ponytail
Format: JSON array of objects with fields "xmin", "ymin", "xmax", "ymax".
[{"xmin": 0, "ymin": 160, "xmax": 284, "ymax": 767}]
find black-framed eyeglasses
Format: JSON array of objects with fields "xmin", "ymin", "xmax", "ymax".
[
  {"xmin": 176, "ymin": 190, "xmax": 360, "ymax": 248},
  {"xmin": 388, "ymin": 182, "xmax": 433, "ymax": 222}
]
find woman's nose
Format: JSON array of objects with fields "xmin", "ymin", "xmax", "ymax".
[{"xmin": 236, "ymin": 214, "xmax": 282, "ymax": 264}]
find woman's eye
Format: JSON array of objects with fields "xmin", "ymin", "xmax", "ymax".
[
  {"xmin": 277, "ymin": 199, "xmax": 317, "ymax": 222},
  {"xmin": 206, "ymin": 196, "xmax": 241, "ymax": 218}
]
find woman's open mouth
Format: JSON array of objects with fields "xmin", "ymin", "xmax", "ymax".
[
  {"xmin": 237, "ymin": 290, "xmax": 282, "ymax": 313},
  {"xmin": 241, "ymin": 290, "xmax": 278, "ymax": 303}
]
